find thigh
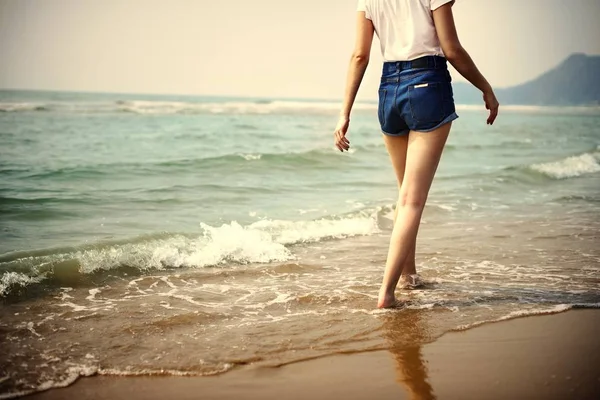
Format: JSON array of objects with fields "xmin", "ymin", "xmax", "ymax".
[
  {"xmin": 382, "ymin": 133, "xmax": 409, "ymax": 188},
  {"xmin": 400, "ymin": 123, "xmax": 452, "ymax": 202}
]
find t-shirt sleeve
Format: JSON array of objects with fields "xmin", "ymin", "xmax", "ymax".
[
  {"xmin": 430, "ymin": 0, "xmax": 455, "ymax": 11},
  {"xmin": 357, "ymin": 0, "xmax": 372, "ymax": 20}
]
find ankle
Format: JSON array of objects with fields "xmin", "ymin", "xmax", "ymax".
[
  {"xmin": 401, "ymin": 268, "xmax": 417, "ymax": 277},
  {"xmin": 379, "ymin": 284, "xmax": 396, "ymax": 297}
]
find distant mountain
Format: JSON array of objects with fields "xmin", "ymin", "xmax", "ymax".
[{"xmin": 453, "ymin": 53, "xmax": 600, "ymax": 106}]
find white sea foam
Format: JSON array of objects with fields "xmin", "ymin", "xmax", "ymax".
[
  {"xmin": 117, "ymin": 100, "xmax": 377, "ymax": 115},
  {"xmin": 239, "ymin": 153, "xmax": 262, "ymax": 161},
  {"xmin": 530, "ymin": 151, "xmax": 600, "ymax": 179},
  {"xmin": 97, "ymin": 364, "xmax": 234, "ymax": 377},
  {"xmin": 69, "ymin": 224, "xmax": 291, "ymax": 274},
  {"xmin": 0, "ymin": 365, "xmax": 98, "ymax": 400},
  {"xmin": 0, "ymin": 102, "xmax": 44, "ymax": 112},
  {"xmin": 0, "ymin": 272, "xmax": 44, "ymax": 296},
  {"xmin": 85, "ymin": 288, "xmax": 102, "ymax": 302},
  {"xmin": 430, "ymin": 203, "xmax": 457, "ymax": 212},
  {"xmin": 0, "ymin": 100, "xmax": 378, "ymax": 115},
  {"xmin": 3, "ymin": 100, "xmax": 600, "ymax": 115},
  {"xmin": 251, "ymin": 216, "xmax": 379, "ymax": 245},
  {"xmin": 0, "ymin": 214, "xmax": 379, "ymax": 279},
  {"xmin": 453, "ymin": 304, "xmax": 573, "ymax": 332}
]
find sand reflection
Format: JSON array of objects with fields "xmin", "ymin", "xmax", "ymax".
[{"xmin": 381, "ymin": 309, "xmax": 436, "ymax": 400}]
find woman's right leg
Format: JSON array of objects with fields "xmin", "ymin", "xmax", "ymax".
[
  {"xmin": 378, "ymin": 122, "xmax": 451, "ymax": 308},
  {"xmin": 393, "ymin": 207, "xmax": 417, "ymax": 277},
  {"xmin": 384, "ymin": 134, "xmax": 418, "ymax": 277}
]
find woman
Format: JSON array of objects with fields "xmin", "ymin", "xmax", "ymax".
[{"xmin": 334, "ymin": 0, "xmax": 499, "ymax": 308}]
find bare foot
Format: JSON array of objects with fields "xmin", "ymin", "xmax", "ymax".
[
  {"xmin": 399, "ymin": 274, "xmax": 425, "ymax": 290},
  {"xmin": 377, "ymin": 291, "xmax": 403, "ymax": 309}
]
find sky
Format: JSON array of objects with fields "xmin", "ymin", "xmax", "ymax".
[{"xmin": 1, "ymin": 0, "xmax": 599, "ymax": 100}]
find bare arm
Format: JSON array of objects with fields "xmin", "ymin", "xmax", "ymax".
[
  {"xmin": 334, "ymin": 12, "xmax": 374, "ymax": 152},
  {"xmin": 433, "ymin": 4, "xmax": 499, "ymax": 125},
  {"xmin": 340, "ymin": 13, "xmax": 374, "ymax": 119}
]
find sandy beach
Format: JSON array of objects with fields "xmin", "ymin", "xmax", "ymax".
[{"xmin": 25, "ymin": 309, "xmax": 600, "ymax": 400}]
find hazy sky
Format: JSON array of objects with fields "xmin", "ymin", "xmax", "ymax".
[{"xmin": 1, "ymin": 0, "xmax": 599, "ymax": 99}]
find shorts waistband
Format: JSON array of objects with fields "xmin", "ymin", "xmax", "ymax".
[{"xmin": 382, "ymin": 56, "xmax": 447, "ymax": 74}]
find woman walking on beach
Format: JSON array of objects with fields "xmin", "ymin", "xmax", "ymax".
[{"xmin": 334, "ymin": 0, "xmax": 499, "ymax": 308}]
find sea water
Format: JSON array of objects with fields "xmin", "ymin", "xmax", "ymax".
[{"xmin": 1, "ymin": 90, "xmax": 599, "ymax": 398}]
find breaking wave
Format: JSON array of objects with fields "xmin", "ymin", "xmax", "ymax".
[
  {"xmin": 0, "ymin": 212, "xmax": 381, "ymax": 298},
  {"xmin": 529, "ymin": 148, "xmax": 600, "ymax": 179}
]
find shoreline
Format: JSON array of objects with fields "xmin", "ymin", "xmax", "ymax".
[{"xmin": 23, "ymin": 309, "xmax": 600, "ymax": 400}]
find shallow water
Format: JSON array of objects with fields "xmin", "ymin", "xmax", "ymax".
[{"xmin": 1, "ymin": 90, "xmax": 599, "ymax": 398}]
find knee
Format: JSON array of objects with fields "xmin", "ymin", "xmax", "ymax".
[{"xmin": 397, "ymin": 190, "xmax": 428, "ymax": 209}]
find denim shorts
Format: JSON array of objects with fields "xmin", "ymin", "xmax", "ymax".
[{"xmin": 378, "ymin": 56, "xmax": 458, "ymax": 136}]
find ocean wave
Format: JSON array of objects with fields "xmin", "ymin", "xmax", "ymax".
[
  {"xmin": 529, "ymin": 149, "xmax": 600, "ymax": 179},
  {"xmin": 553, "ymin": 194, "xmax": 600, "ymax": 204},
  {"xmin": 0, "ymin": 99, "xmax": 377, "ymax": 115},
  {"xmin": 0, "ymin": 212, "xmax": 380, "ymax": 298},
  {"xmin": 0, "ymin": 362, "xmax": 236, "ymax": 400},
  {"xmin": 239, "ymin": 154, "xmax": 262, "ymax": 161},
  {"xmin": 157, "ymin": 149, "xmax": 359, "ymax": 169},
  {"xmin": 444, "ymin": 139, "xmax": 534, "ymax": 151},
  {"xmin": 0, "ymin": 364, "xmax": 98, "ymax": 400},
  {"xmin": 7, "ymin": 149, "xmax": 361, "ymax": 181},
  {"xmin": 455, "ymin": 104, "xmax": 600, "ymax": 114},
  {"xmin": 116, "ymin": 100, "xmax": 368, "ymax": 115},
  {"xmin": 0, "ymin": 272, "xmax": 45, "ymax": 297},
  {"xmin": 452, "ymin": 303, "xmax": 600, "ymax": 332},
  {"xmin": 0, "ymin": 102, "xmax": 48, "ymax": 112},
  {"xmin": 2, "ymin": 99, "xmax": 600, "ymax": 115}
]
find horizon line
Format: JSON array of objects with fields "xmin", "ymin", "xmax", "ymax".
[{"xmin": 3, "ymin": 53, "xmax": 597, "ymax": 100}]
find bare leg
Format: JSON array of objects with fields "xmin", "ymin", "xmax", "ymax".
[
  {"xmin": 383, "ymin": 135, "xmax": 417, "ymax": 276},
  {"xmin": 393, "ymin": 206, "xmax": 417, "ymax": 276},
  {"xmin": 378, "ymin": 123, "xmax": 451, "ymax": 308}
]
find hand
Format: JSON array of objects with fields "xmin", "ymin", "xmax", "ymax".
[
  {"xmin": 483, "ymin": 89, "xmax": 499, "ymax": 125},
  {"xmin": 334, "ymin": 116, "xmax": 350, "ymax": 152}
]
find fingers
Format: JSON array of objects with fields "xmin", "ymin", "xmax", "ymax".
[
  {"xmin": 483, "ymin": 91, "xmax": 500, "ymax": 125},
  {"xmin": 487, "ymin": 106, "xmax": 499, "ymax": 125},
  {"xmin": 334, "ymin": 130, "xmax": 350, "ymax": 152},
  {"xmin": 486, "ymin": 109, "xmax": 496, "ymax": 125},
  {"xmin": 336, "ymin": 137, "xmax": 350, "ymax": 152}
]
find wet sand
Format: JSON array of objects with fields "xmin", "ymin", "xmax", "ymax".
[{"xmin": 27, "ymin": 310, "xmax": 600, "ymax": 400}]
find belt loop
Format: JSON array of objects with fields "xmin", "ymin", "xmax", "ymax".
[{"xmin": 432, "ymin": 56, "xmax": 437, "ymax": 68}]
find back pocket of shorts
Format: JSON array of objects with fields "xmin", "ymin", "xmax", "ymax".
[
  {"xmin": 408, "ymin": 82, "xmax": 444, "ymax": 124},
  {"xmin": 378, "ymin": 88, "xmax": 387, "ymax": 127}
]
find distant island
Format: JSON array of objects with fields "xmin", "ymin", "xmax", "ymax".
[{"xmin": 453, "ymin": 53, "xmax": 600, "ymax": 106}]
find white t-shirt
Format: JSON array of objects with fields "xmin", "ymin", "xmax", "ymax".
[{"xmin": 357, "ymin": 0, "xmax": 454, "ymax": 62}]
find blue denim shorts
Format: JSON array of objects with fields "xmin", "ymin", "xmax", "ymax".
[{"xmin": 378, "ymin": 56, "xmax": 458, "ymax": 136}]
